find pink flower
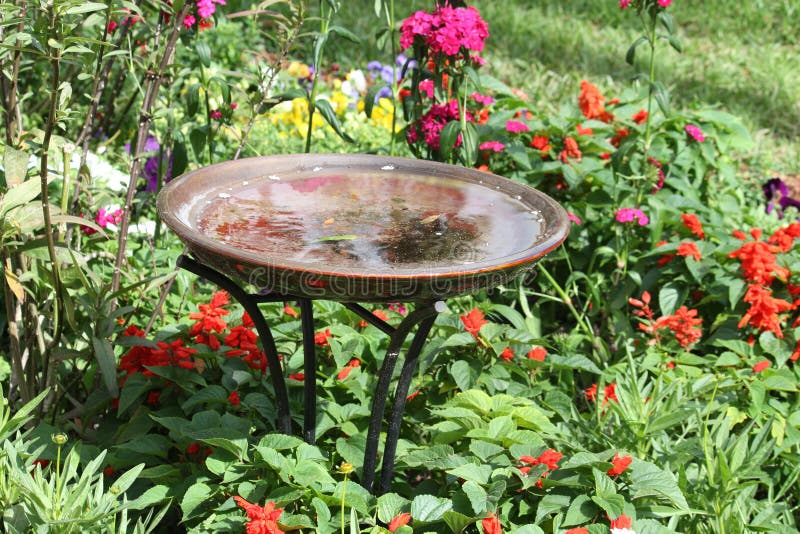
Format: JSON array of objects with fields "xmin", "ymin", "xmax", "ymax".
[
  {"xmin": 505, "ymin": 120, "xmax": 530, "ymax": 133},
  {"xmin": 658, "ymin": 0, "xmax": 672, "ymax": 7},
  {"xmin": 470, "ymin": 92, "xmax": 495, "ymax": 106},
  {"xmin": 418, "ymin": 79, "xmax": 434, "ymax": 98},
  {"xmin": 182, "ymin": 14, "xmax": 196, "ymax": 29},
  {"xmin": 615, "ymin": 207, "xmax": 649, "ymax": 226},
  {"xmin": 685, "ymin": 124, "xmax": 706, "ymax": 142},
  {"xmin": 399, "ymin": 10, "xmax": 435, "ymax": 50},
  {"xmin": 479, "ymin": 141, "xmax": 505, "ymax": 152},
  {"xmin": 197, "ymin": 0, "xmax": 226, "ymax": 19},
  {"xmin": 209, "ymin": 109, "xmax": 222, "ymax": 120},
  {"xmin": 619, "ymin": 0, "xmax": 631, "ymax": 9},
  {"xmin": 568, "ymin": 212, "xmax": 582, "ymax": 225},
  {"xmin": 399, "ymin": 6, "xmax": 489, "ymax": 58},
  {"xmin": 96, "ymin": 207, "xmax": 123, "ymax": 229}
]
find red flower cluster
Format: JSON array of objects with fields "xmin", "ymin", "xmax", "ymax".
[
  {"xmin": 728, "ymin": 229, "xmax": 790, "ymax": 285},
  {"xmin": 481, "ymin": 512, "xmax": 502, "ymax": 534},
  {"xmin": 585, "ymin": 383, "xmax": 618, "ymax": 405},
  {"xmin": 607, "ymin": 452, "xmax": 632, "ymax": 476},
  {"xmin": 190, "ymin": 291, "xmax": 230, "ymax": 350},
  {"xmin": 499, "ymin": 347, "xmax": 514, "ymax": 362},
  {"xmin": 527, "ymin": 346, "xmax": 547, "ymax": 361},
  {"xmin": 337, "ymin": 359, "xmax": 361, "ymax": 380},
  {"xmin": 460, "ymin": 307, "xmax": 488, "ymax": 340},
  {"xmin": 119, "ymin": 326, "xmax": 199, "ymax": 381},
  {"xmin": 234, "ymin": 496, "xmax": 284, "ymax": 534},
  {"xmin": 225, "ymin": 313, "xmax": 269, "ymax": 373},
  {"xmin": 519, "ymin": 448, "xmax": 563, "ymax": 488},
  {"xmin": 682, "ymin": 213, "xmax": 706, "ymax": 239},
  {"xmin": 400, "ymin": 5, "xmax": 489, "ymax": 59},
  {"xmin": 630, "ymin": 292, "xmax": 703, "ymax": 348},
  {"xmin": 738, "ymin": 284, "xmax": 793, "ymax": 338},
  {"xmin": 578, "ymin": 80, "xmax": 614, "ymax": 123}
]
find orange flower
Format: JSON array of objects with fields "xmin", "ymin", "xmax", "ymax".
[
  {"xmin": 314, "ymin": 329, "xmax": 332, "ymax": 346},
  {"xmin": 610, "ymin": 514, "xmax": 632, "ymax": 529},
  {"xmin": 530, "ymin": 136, "xmax": 551, "ymax": 156},
  {"xmin": 632, "ymin": 109, "xmax": 648, "ymax": 124},
  {"xmin": 654, "ymin": 306, "xmax": 703, "ymax": 347},
  {"xmin": 578, "ymin": 80, "xmax": 606, "ymax": 120},
  {"xmin": 752, "ymin": 360, "xmax": 771, "ymax": 373},
  {"xmin": 728, "ymin": 237, "xmax": 789, "ymax": 285},
  {"xmin": 576, "ymin": 123, "xmax": 593, "ymax": 136},
  {"xmin": 482, "ymin": 512, "xmax": 502, "ymax": 534},
  {"xmin": 607, "ymin": 452, "xmax": 632, "ymax": 476},
  {"xmin": 499, "ymin": 347, "xmax": 514, "ymax": 361},
  {"xmin": 565, "ymin": 529, "xmax": 589, "ymax": 534},
  {"xmin": 234, "ymin": 497, "xmax": 284, "ymax": 534},
  {"xmin": 559, "ymin": 136, "xmax": 582, "ymax": 162},
  {"xmin": 610, "ymin": 127, "xmax": 629, "ymax": 147},
  {"xmin": 738, "ymin": 284, "xmax": 793, "ymax": 337},
  {"xmin": 527, "ymin": 346, "xmax": 546, "ymax": 361},
  {"xmin": 460, "ymin": 308, "xmax": 488, "ymax": 339},
  {"xmin": 337, "ymin": 358, "xmax": 361, "ymax": 380},
  {"xmin": 283, "ymin": 304, "xmax": 298, "ymax": 318},
  {"xmin": 767, "ymin": 222, "xmax": 800, "ymax": 252},
  {"xmin": 373, "ymin": 309, "xmax": 389, "ymax": 321},
  {"xmin": 388, "ymin": 512, "xmax": 411, "ymax": 532},
  {"xmin": 681, "ymin": 213, "xmax": 705, "ymax": 239},
  {"xmin": 677, "ymin": 241, "xmax": 701, "ymax": 261}
]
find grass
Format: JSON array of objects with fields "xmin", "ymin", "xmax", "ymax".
[{"xmin": 334, "ymin": 0, "xmax": 799, "ymax": 172}]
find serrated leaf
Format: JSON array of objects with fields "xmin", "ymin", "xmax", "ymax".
[
  {"xmin": 461, "ymin": 481, "xmax": 487, "ymax": 515},
  {"xmin": 591, "ymin": 494, "xmax": 625, "ymax": 517},
  {"xmin": 629, "ymin": 459, "xmax": 689, "ymax": 510},
  {"xmin": 377, "ymin": 493, "xmax": 410, "ymax": 524},
  {"xmin": 411, "ymin": 494, "xmax": 452, "ymax": 522},
  {"xmin": 443, "ymin": 510, "xmax": 475, "ymax": 533},
  {"xmin": 447, "ymin": 464, "xmax": 491, "ymax": 485}
]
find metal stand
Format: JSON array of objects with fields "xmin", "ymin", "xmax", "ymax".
[{"xmin": 177, "ymin": 254, "xmax": 442, "ymax": 495}]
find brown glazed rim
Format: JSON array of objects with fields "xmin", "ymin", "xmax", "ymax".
[{"xmin": 156, "ymin": 154, "xmax": 570, "ymax": 280}]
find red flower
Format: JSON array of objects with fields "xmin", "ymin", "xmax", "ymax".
[
  {"xmin": 283, "ymin": 304, "xmax": 298, "ymax": 318},
  {"xmin": 225, "ymin": 325, "xmax": 257, "ymax": 350},
  {"xmin": 584, "ymin": 383, "xmax": 598, "ymax": 402},
  {"xmin": 481, "ymin": 512, "xmax": 502, "ymax": 534},
  {"xmin": 388, "ymin": 512, "xmax": 411, "ymax": 532},
  {"xmin": 146, "ymin": 390, "xmax": 161, "ymax": 405},
  {"xmin": 738, "ymin": 284, "xmax": 793, "ymax": 338},
  {"xmin": 189, "ymin": 291, "xmax": 230, "ymax": 335},
  {"xmin": 677, "ymin": 242, "xmax": 701, "ymax": 261},
  {"xmin": 604, "ymin": 383, "xmax": 618, "ymax": 403},
  {"xmin": 681, "ymin": 213, "xmax": 705, "ymax": 239},
  {"xmin": 32, "ymin": 459, "xmax": 50, "ymax": 470},
  {"xmin": 768, "ymin": 222, "xmax": 800, "ymax": 253},
  {"xmin": 288, "ymin": 372, "xmax": 305, "ymax": 381},
  {"xmin": 314, "ymin": 329, "xmax": 332, "ymax": 346},
  {"xmin": 499, "ymin": 347, "xmax": 514, "ymax": 362},
  {"xmin": 373, "ymin": 309, "xmax": 389, "ymax": 321},
  {"xmin": 186, "ymin": 442, "xmax": 201, "ymax": 455},
  {"xmin": 576, "ymin": 124, "xmax": 593, "ymax": 136},
  {"xmin": 610, "ymin": 514, "xmax": 632, "ymax": 529},
  {"xmin": 610, "ymin": 127, "xmax": 629, "ymax": 148},
  {"xmin": 527, "ymin": 346, "xmax": 546, "ymax": 361},
  {"xmin": 654, "ymin": 306, "xmax": 703, "ymax": 347},
  {"xmin": 234, "ymin": 496, "xmax": 284, "ymax": 534},
  {"xmin": 565, "ymin": 529, "xmax": 589, "ymax": 534},
  {"xmin": 607, "ymin": 452, "xmax": 632, "ymax": 476},
  {"xmin": 337, "ymin": 359, "xmax": 361, "ymax": 380},
  {"xmin": 103, "ymin": 466, "xmax": 115, "ymax": 476},
  {"xmin": 559, "ymin": 137, "xmax": 582, "ymax": 163},
  {"xmin": 579, "ymin": 80, "xmax": 607, "ymax": 121},
  {"xmin": 752, "ymin": 360, "xmax": 771, "ymax": 373},
  {"xmin": 228, "ymin": 390, "xmax": 241, "ymax": 406},
  {"xmin": 632, "ymin": 109, "xmax": 648, "ymax": 124},
  {"xmin": 530, "ymin": 136, "xmax": 551, "ymax": 156},
  {"xmin": 728, "ymin": 234, "xmax": 789, "ymax": 285},
  {"xmin": 460, "ymin": 308, "xmax": 488, "ymax": 339}
]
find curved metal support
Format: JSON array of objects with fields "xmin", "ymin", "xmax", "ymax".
[
  {"xmin": 177, "ymin": 255, "xmax": 292, "ymax": 434},
  {"xmin": 298, "ymin": 299, "xmax": 316, "ymax": 444},
  {"xmin": 360, "ymin": 302, "xmax": 442, "ymax": 493},
  {"xmin": 378, "ymin": 313, "xmax": 437, "ymax": 494}
]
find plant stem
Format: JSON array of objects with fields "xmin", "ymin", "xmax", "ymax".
[
  {"xmin": 111, "ymin": 3, "xmax": 191, "ymax": 300},
  {"xmin": 642, "ymin": 9, "xmax": 659, "ymax": 160},
  {"xmin": 340, "ymin": 473, "xmax": 347, "ymax": 534},
  {"xmin": 305, "ymin": 1, "xmax": 332, "ymax": 153}
]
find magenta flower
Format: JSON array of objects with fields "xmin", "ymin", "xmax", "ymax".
[
  {"xmin": 96, "ymin": 207, "xmax": 123, "ymax": 229},
  {"xmin": 209, "ymin": 109, "xmax": 222, "ymax": 120},
  {"xmin": 658, "ymin": 0, "xmax": 672, "ymax": 7},
  {"xmin": 479, "ymin": 141, "xmax": 505, "ymax": 152},
  {"xmin": 418, "ymin": 79, "xmax": 434, "ymax": 98},
  {"xmin": 505, "ymin": 120, "xmax": 530, "ymax": 133},
  {"xmin": 568, "ymin": 212, "xmax": 582, "ymax": 225},
  {"xmin": 399, "ymin": 5, "xmax": 489, "ymax": 58},
  {"xmin": 685, "ymin": 124, "xmax": 705, "ymax": 142},
  {"xmin": 619, "ymin": 0, "xmax": 631, "ymax": 9},
  {"xmin": 615, "ymin": 207, "xmax": 649, "ymax": 226},
  {"xmin": 182, "ymin": 14, "xmax": 196, "ymax": 29},
  {"xmin": 470, "ymin": 92, "xmax": 495, "ymax": 106}
]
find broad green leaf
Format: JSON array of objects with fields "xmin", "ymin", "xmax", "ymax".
[
  {"xmin": 3, "ymin": 146, "xmax": 29, "ymax": 186},
  {"xmin": 563, "ymin": 494, "xmax": 598, "ymax": 526},
  {"xmin": 461, "ymin": 481, "xmax": 487, "ymax": 515},
  {"xmin": 195, "ymin": 40, "xmax": 211, "ymax": 68},
  {"xmin": 629, "ymin": 459, "xmax": 689, "ymax": 510},
  {"xmin": 292, "ymin": 461, "xmax": 336, "ymax": 488},
  {"xmin": 377, "ymin": 493, "xmax": 409, "ymax": 524},
  {"xmin": 127, "ymin": 484, "xmax": 171, "ymax": 510},
  {"xmin": 443, "ymin": 510, "xmax": 475, "ymax": 533},
  {"xmin": 411, "ymin": 494, "xmax": 452, "ymax": 522},
  {"xmin": 447, "ymin": 464, "xmax": 491, "ymax": 485},
  {"xmin": 116, "ymin": 434, "xmax": 171, "ymax": 459},
  {"xmin": 591, "ymin": 494, "xmax": 625, "ymax": 517},
  {"xmin": 181, "ymin": 385, "xmax": 228, "ymax": 411},
  {"xmin": 181, "ymin": 482, "xmax": 212, "ymax": 519},
  {"xmin": 450, "ymin": 360, "xmax": 472, "ymax": 391},
  {"xmin": 259, "ymin": 434, "xmax": 304, "ymax": 450}
]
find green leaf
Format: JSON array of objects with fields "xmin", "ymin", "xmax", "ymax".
[
  {"xmin": 171, "ymin": 140, "xmax": 188, "ymax": 178},
  {"xmin": 186, "ymin": 84, "xmax": 200, "ymax": 117},
  {"xmin": 461, "ymin": 481, "xmax": 487, "ymax": 515},
  {"xmin": 626, "ymin": 35, "xmax": 648, "ymax": 65},
  {"xmin": 658, "ymin": 10, "xmax": 675, "ymax": 34},
  {"xmin": 127, "ymin": 484, "xmax": 171, "ymax": 510},
  {"xmin": 329, "ymin": 25, "xmax": 361, "ymax": 43},
  {"xmin": 63, "ymin": 2, "xmax": 106, "ymax": 14},
  {"xmin": 292, "ymin": 461, "xmax": 336, "ymax": 488},
  {"xmin": 547, "ymin": 354, "xmax": 601, "ymax": 374},
  {"xmin": 461, "ymin": 122, "xmax": 479, "ymax": 167},
  {"xmin": 181, "ymin": 482, "xmax": 213, "ymax": 519},
  {"xmin": 629, "ymin": 459, "xmax": 689, "ymax": 510},
  {"xmin": 377, "ymin": 493, "xmax": 409, "ymax": 524},
  {"xmin": 658, "ymin": 283, "xmax": 682, "ymax": 316},
  {"xmin": 3, "ymin": 146, "xmax": 29, "ymax": 187},
  {"xmin": 258, "ymin": 434, "xmax": 304, "ymax": 450},
  {"xmin": 563, "ymin": 494, "xmax": 598, "ymax": 527},
  {"xmin": 181, "ymin": 385, "xmax": 228, "ymax": 411},
  {"xmin": 439, "ymin": 121, "xmax": 461, "ymax": 161},
  {"xmin": 443, "ymin": 510, "xmax": 475, "ymax": 533},
  {"xmin": 591, "ymin": 494, "xmax": 625, "ymax": 517},
  {"xmin": 189, "ymin": 127, "xmax": 207, "ymax": 160},
  {"xmin": 653, "ymin": 82, "xmax": 671, "ymax": 117},
  {"xmin": 313, "ymin": 34, "xmax": 328, "ymax": 75},
  {"xmin": 315, "ymin": 99, "xmax": 355, "ymax": 144},
  {"xmin": 450, "ymin": 360, "xmax": 473, "ymax": 391},
  {"xmin": 117, "ymin": 373, "xmax": 150, "ymax": 414},
  {"xmin": 487, "ymin": 416, "xmax": 516, "ymax": 440},
  {"xmin": 411, "ymin": 494, "xmax": 452, "ymax": 522},
  {"xmin": 199, "ymin": 437, "xmax": 249, "ymax": 459},
  {"xmin": 1, "ymin": 179, "xmax": 43, "ymax": 217},
  {"xmin": 667, "ymin": 34, "xmax": 683, "ymax": 53},
  {"xmin": 363, "ymin": 85, "xmax": 382, "ymax": 118},
  {"xmin": 117, "ymin": 434, "xmax": 172, "ymax": 459},
  {"xmin": 447, "ymin": 464, "xmax": 492, "ymax": 485},
  {"xmin": 535, "ymin": 493, "xmax": 570, "ymax": 523},
  {"xmin": 92, "ymin": 336, "xmax": 118, "ymax": 398}
]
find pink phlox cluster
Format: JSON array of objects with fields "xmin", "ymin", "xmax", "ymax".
[
  {"xmin": 615, "ymin": 207, "xmax": 649, "ymax": 226},
  {"xmin": 197, "ymin": 0, "xmax": 225, "ymax": 19},
  {"xmin": 400, "ymin": 6, "xmax": 489, "ymax": 58},
  {"xmin": 619, "ymin": 0, "xmax": 632, "ymax": 9},
  {"xmin": 94, "ymin": 207, "xmax": 123, "ymax": 231},
  {"xmin": 505, "ymin": 120, "xmax": 530, "ymax": 133},
  {"xmin": 470, "ymin": 92, "xmax": 495, "ymax": 106},
  {"xmin": 658, "ymin": 0, "xmax": 672, "ymax": 7},
  {"xmin": 407, "ymin": 100, "xmax": 472, "ymax": 151}
]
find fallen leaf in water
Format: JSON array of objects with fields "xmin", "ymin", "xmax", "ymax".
[
  {"xmin": 323, "ymin": 217, "xmax": 335, "ymax": 225},
  {"xmin": 316, "ymin": 234, "xmax": 359, "ymax": 242},
  {"xmin": 421, "ymin": 214, "xmax": 441, "ymax": 224}
]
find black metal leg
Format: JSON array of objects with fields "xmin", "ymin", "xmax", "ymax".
[
  {"xmin": 360, "ymin": 302, "xmax": 442, "ymax": 494},
  {"xmin": 378, "ymin": 313, "xmax": 437, "ymax": 494},
  {"xmin": 298, "ymin": 299, "xmax": 316, "ymax": 444},
  {"xmin": 177, "ymin": 255, "xmax": 293, "ymax": 434}
]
